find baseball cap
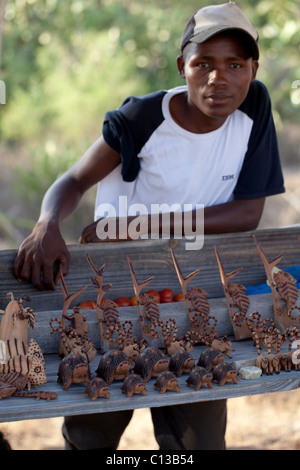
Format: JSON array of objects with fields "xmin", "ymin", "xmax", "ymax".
[{"xmin": 181, "ymin": 2, "xmax": 259, "ymax": 60}]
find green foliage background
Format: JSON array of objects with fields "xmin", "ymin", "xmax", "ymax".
[{"xmin": 0, "ymin": 0, "xmax": 299, "ymax": 245}]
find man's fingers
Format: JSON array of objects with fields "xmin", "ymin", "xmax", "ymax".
[
  {"xmin": 13, "ymin": 251, "xmax": 25, "ymax": 281},
  {"xmin": 54, "ymin": 253, "xmax": 70, "ymax": 285},
  {"xmin": 31, "ymin": 261, "xmax": 49, "ymax": 291}
]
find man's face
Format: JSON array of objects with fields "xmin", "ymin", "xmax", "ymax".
[{"xmin": 177, "ymin": 33, "xmax": 259, "ymax": 132}]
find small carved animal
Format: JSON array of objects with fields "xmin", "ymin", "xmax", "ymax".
[
  {"xmin": 0, "ymin": 293, "xmax": 35, "ymax": 344},
  {"xmin": 228, "ymin": 283, "xmax": 250, "ymax": 314},
  {"xmin": 0, "ymin": 379, "xmax": 57, "ymax": 401},
  {"xmin": 256, "ymin": 354, "xmax": 269, "ymax": 374},
  {"xmin": 101, "ymin": 299, "xmax": 120, "ymax": 324},
  {"xmin": 28, "ymin": 355, "xmax": 47, "ymax": 389},
  {"xmin": 266, "ymin": 353, "xmax": 281, "ymax": 375},
  {"xmin": 277, "ymin": 352, "xmax": 293, "ymax": 372},
  {"xmin": 186, "ymin": 367, "xmax": 213, "ymax": 390},
  {"xmin": 273, "ymin": 270, "xmax": 299, "ymax": 309},
  {"xmin": 121, "ymin": 342, "xmax": 140, "ymax": 364},
  {"xmin": 197, "ymin": 347, "xmax": 225, "ymax": 371},
  {"xmin": 134, "ymin": 347, "xmax": 169, "ymax": 382},
  {"xmin": 57, "ymin": 353, "xmax": 91, "ymax": 390},
  {"xmin": 187, "ymin": 287, "xmax": 210, "ymax": 315},
  {"xmin": 212, "ymin": 363, "xmax": 238, "ymax": 386},
  {"xmin": 85, "ymin": 378, "xmax": 110, "ymax": 400},
  {"xmin": 141, "ymin": 294, "xmax": 160, "ymax": 322},
  {"xmin": 169, "ymin": 351, "xmax": 195, "ymax": 377},
  {"xmin": 28, "ymin": 339, "xmax": 46, "ymax": 368},
  {"xmin": 154, "ymin": 371, "xmax": 179, "ymax": 394},
  {"xmin": 13, "ymin": 391, "xmax": 58, "ymax": 401},
  {"xmin": 121, "ymin": 374, "xmax": 147, "ymax": 397},
  {"xmin": 211, "ymin": 337, "xmax": 235, "ymax": 358},
  {"xmin": 96, "ymin": 350, "xmax": 131, "ymax": 385}
]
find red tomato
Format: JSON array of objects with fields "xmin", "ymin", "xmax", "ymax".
[
  {"xmin": 80, "ymin": 300, "xmax": 97, "ymax": 310},
  {"xmin": 130, "ymin": 295, "xmax": 141, "ymax": 306},
  {"xmin": 146, "ymin": 289, "xmax": 160, "ymax": 303},
  {"xmin": 159, "ymin": 288, "xmax": 174, "ymax": 303},
  {"xmin": 114, "ymin": 297, "xmax": 131, "ymax": 307},
  {"xmin": 174, "ymin": 292, "xmax": 185, "ymax": 302}
]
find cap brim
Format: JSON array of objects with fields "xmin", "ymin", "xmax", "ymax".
[{"xmin": 189, "ymin": 27, "xmax": 259, "ymax": 60}]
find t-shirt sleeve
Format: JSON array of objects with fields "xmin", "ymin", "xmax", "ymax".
[
  {"xmin": 102, "ymin": 92, "xmax": 166, "ymax": 182},
  {"xmin": 233, "ymin": 81, "xmax": 285, "ymax": 200}
]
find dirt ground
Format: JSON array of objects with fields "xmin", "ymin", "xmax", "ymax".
[{"xmin": 1, "ymin": 165, "xmax": 300, "ymax": 451}]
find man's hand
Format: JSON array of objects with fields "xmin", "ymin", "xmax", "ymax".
[{"xmin": 13, "ymin": 221, "xmax": 70, "ymax": 291}]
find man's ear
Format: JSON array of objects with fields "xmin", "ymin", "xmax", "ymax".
[
  {"xmin": 177, "ymin": 55, "xmax": 185, "ymax": 79},
  {"xmin": 251, "ymin": 60, "xmax": 259, "ymax": 81}
]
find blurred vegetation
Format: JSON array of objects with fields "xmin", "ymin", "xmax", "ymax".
[{"xmin": 0, "ymin": 0, "xmax": 299, "ymax": 246}]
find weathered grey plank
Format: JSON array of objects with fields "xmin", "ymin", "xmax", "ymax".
[
  {"xmin": 1, "ymin": 226, "xmax": 300, "ymax": 311},
  {"xmin": 0, "ymin": 341, "xmax": 300, "ymax": 423}
]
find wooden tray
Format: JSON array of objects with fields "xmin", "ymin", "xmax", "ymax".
[{"xmin": 0, "ymin": 226, "xmax": 300, "ymax": 422}]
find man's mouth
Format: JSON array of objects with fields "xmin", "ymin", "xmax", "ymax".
[{"xmin": 207, "ymin": 93, "xmax": 232, "ymax": 104}]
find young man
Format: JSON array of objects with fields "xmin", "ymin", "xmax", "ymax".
[{"xmin": 13, "ymin": 3, "xmax": 285, "ymax": 449}]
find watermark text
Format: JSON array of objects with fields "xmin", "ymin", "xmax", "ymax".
[{"xmin": 96, "ymin": 196, "xmax": 204, "ymax": 250}]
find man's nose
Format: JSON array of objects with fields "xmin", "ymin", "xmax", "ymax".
[{"xmin": 208, "ymin": 68, "xmax": 227, "ymax": 86}]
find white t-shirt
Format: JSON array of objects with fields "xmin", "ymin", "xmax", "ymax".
[{"xmin": 95, "ymin": 82, "xmax": 284, "ymax": 220}]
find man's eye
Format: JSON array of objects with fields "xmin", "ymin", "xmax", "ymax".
[
  {"xmin": 230, "ymin": 63, "xmax": 242, "ymax": 69},
  {"xmin": 197, "ymin": 62, "xmax": 209, "ymax": 68}
]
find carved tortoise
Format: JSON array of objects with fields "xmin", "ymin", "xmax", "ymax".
[
  {"xmin": 169, "ymin": 350, "xmax": 195, "ymax": 377},
  {"xmin": 186, "ymin": 366, "xmax": 213, "ymax": 390},
  {"xmin": 57, "ymin": 353, "xmax": 91, "ymax": 391},
  {"xmin": 96, "ymin": 350, "xmax": 131, "ymax": 385},
  {"xmin": 121, "ymin": 374, "xmax": 147, "ymax": 397},
  {"xmin": 154, "ymin": 371, "xmax": 180, "ymax": 394},
  {"xmin": 133, "ymin": 347, "xmax": 169, "ymax": 382},
  {"xmin": 212, "ymin": 363, "xmax": 238, "ymax": 386},
  {"xmin": 197, "ymin": 347, "xmax": 225, "ymax": 371},
  {"xmin": 85, "ymin": 377, "xmax": 110, "ymax": 400}
]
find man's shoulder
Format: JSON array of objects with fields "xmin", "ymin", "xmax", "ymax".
[
  {"xmin": 239, "ymin": 80, "xmax": 271, "ymax": 120},
  {"xmin": 118, "ymin": 90, "xmax": 168, "ymax": 121}
]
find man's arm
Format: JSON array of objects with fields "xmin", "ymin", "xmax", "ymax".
[
  {"xmin": 203, "ymin": 197, "xmax": 265, "ymax": 234},
  {"xmin": 80, "ymin": 197, "xmax": 265, "ymax": 243},
  {"xmin": 13, "ymin": 137, "xmax": 121, "ymax": 290}
]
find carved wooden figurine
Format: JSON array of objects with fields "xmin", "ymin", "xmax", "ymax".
[
  {"xmin": 253, "ymin": 235, "xmax": 300, "ymax": 332},
  {"xmin": 85, "ymin": 378, "xmax": 110, "ymax": 400},
  {"xmin": 121, "ymin": 374, "xmax": 147, "ymax": 397},
  {"xmin": 186, "ymin": 367, "xmax": 213, "ymax": 390},
  {"xmin": 57, "ymin": 353, "xmax": 91, "ymax": 391},
  {"xmin": 154, "ymin": 371, "xmax": 180, "ymax": 394},
  {"xmin": 212, "ymin": 363, "xmax": 238, "ymax": 386},
  {"xmin": 197, "ymin": 347, "xmax": 225, "ymax": 371},
  {"xmin": 96, "ymin": 350, "xmax": 131, "ymax": 385},
  {"xmin": 170, "ymin": 248, "xmax": 201, "ymax": 324},
  {"xmin": 168, "ymin": 350, "xmax": 195, "ymax": 377},
  {"xmin": 127, "ymin": 256, "xmax": 156, "ymax": 343},
  {"xmin": 133, "ymin": 347, "xmax": 169, "ymax": 382},
  {"xmin": 50, "ymin": 309, "xmax": 96, "ymax": 362},
  {"xmin": 86, "ymin": 252, "xmax": 112, "ymax": 349},
  {"xmin": 0, "ymin": 293, "xmax": 35, "ymax": 345},
  {"xmin": 215, "ymin": 247, "xmax": 252, "ymax": 341}
]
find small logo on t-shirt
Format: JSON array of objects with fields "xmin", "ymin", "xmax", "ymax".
[{"xmin": 222, "ymin": 174, "xmax": 235, "ymax": 181}]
